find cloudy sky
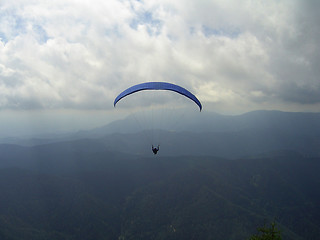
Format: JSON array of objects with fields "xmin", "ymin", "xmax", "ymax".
[{"xmin": 0, "ymin": 0, "xmax": 319, "ymax": 136}]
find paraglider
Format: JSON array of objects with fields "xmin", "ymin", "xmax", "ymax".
[
  {"xmin": 152, "ymin": 145, "xmax": 160, "ymax": 155},
  {"xmin": 114, "ymin": 82, "xmax": 202, "ymax": 154},
  {"xmin": 114, "ymin": 82, "xmax": 202, "ymax": 111}
]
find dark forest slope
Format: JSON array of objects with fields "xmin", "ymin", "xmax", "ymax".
[{"xmin": 0, "ymin": 145, "xmax": 319, "ymax": 239}]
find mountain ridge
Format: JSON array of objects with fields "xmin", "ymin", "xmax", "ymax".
[{"xmin": 0, "ymin": 110, "xmax": 319, "ymax": 158}]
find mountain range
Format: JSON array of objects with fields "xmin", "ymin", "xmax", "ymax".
[
  {"xmin": 2, "ymin": 110, "xmax": 319, "ymax": 158},
  {"xmin": 0, "ymin": 110, "xmax": 319, "ymax": 239}
]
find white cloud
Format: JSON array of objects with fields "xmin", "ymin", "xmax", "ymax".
[{"xmin": 0, "ymin": 0, "xmax": 319, "ymax": 115}]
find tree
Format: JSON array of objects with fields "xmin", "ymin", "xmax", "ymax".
[{"xmin": 249, "ymin": 222, "xmax": 282, "ymax": 240}]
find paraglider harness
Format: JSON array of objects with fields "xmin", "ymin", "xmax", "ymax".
[{"xmin": 152, "ymin": 145, "xmax": 160, "ymax": 155}]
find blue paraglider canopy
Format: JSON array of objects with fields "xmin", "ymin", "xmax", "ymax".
[{"xmin": 114, "ymin": 82, "xmax": 202, "ymax": 111}]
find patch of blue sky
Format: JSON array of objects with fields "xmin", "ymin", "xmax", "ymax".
[
  {"xmin": 0, "ymin": 32, "xmax": 8, "ymax": 43},
  {"xmin": 0, "ymin": 10, "xmax": 50, "ymax": 44},
  {"xmin": 104, "ymin": 25, "xmax": 122, "ymax": 38},
  {"xmin": 130, "ymin": 11, "xmax": 163, "ymax": 36},
  {"xmin": 0, "ymin": 13, "xmax": 27, "ymax": 42},
  {"xmin": 32, "ymin": 24, "xmax": 50, "ymax": 44},
  {"xmin": 200, "ymin": 25, "xmax": 241, "ymax": 38}
]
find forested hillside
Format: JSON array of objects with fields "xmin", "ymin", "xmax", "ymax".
[{"xmin": 0, "ymin": 146, "xmax": 319, "ymax": 239}]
